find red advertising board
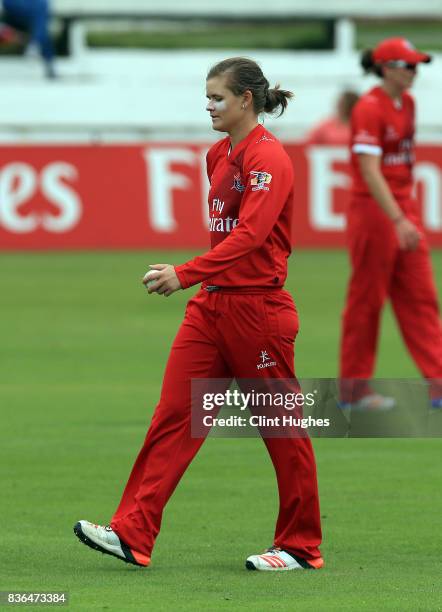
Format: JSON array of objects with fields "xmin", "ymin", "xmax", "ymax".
[{"xmin": 0, "ymin": 143, "xmax": 441, "ymax": 249}]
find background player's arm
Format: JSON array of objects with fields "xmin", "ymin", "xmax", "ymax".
[{"xmin": 357, "ymin": 153, "xmax": 421, "ymax": 250}]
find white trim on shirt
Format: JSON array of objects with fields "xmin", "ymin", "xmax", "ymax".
[{"xmin": 352, "ymin": 143, "xmax": 382, "ymax": 156}]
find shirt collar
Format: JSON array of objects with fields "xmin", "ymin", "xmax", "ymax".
[
  {"xmin": 374, "ymin": 85, "xmax": 403, "ymax": 110},
  {"xmin": 228, "ymin": 124, "xmax": 265, "ymax": 162}
]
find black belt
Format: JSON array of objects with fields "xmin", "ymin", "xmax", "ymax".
[
  {"xmin": 203, "ymin": 285, "xmax": 282, "ymax": 293},
  {"xmin": 205, "ymin": 285, "xmax": 221, "ymax": 292}
]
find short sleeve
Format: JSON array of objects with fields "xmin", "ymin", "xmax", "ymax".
[{"xmin": 351, "ymin": 97, "xmax": 383, "ymax": 156}]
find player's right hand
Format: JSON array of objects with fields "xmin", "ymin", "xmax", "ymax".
[
  {"xmin": 395, "ymin": 217, "xmax": 422, "ymax": 251},
  {"xmin": 142, "ymin": 264, "xmax": 182, "ymax": 297}
]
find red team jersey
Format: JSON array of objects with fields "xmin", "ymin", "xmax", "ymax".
[
  {"xmin": 306, "ymin": 116, "xmax": 351, "ymax": 146},
  {"xmin": 350, "ymin": 86, "xmax": 415, "ymax": 199},
  {"xmin": 175, "ymin": 124, "xmax": 294, "ymax": 289}
]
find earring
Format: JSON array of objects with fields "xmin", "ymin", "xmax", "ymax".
[{"xmin": 242, "ymin": 104, "xmax": 246, "ymax": 109}]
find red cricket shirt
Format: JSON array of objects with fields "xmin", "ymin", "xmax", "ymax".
[
  {"xmin": 175, "ymin": 124, "xmax": 294, "ymax": 290},
  {"xmin": 306, "ymin": 116, "xmax": 350, "ymax": 146},
  {"xmin": 350, "ymin": 86, "xmax": 415, "ymax": 199}
]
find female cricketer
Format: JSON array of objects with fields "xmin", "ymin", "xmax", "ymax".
[
  {"xmin": 339, "ymin": 38, "xmax": 442, "ymax": 409},
  {"xmin": 74, "ymin": 57, "xmax": 323, "ymax": 571}
]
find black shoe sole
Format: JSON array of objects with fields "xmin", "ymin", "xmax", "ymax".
[
  {"xmin": 245, "ymin": 560, "xmax": 257, "ymax": 571},
  {"xmin": 73, "ymin": 522, "xmax": 146, "ymax": 567}
]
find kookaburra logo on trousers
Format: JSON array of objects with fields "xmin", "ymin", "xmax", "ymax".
[{"xmin": 257, "ymin": 350, "xmax": 277, "ymax": 370}]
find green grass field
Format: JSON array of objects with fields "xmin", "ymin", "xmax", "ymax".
[{"xmin": 1, "ymin": 250, "xmax": 441, "ymax": 611}]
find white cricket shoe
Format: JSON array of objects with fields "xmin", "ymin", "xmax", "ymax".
[
  {"xmin": 246, "ymin": 547, "xmax": 323, "ymax": 571},
  {"xmin": 73, "ymin": 520, "xmax": 150, "ymax": 567}
]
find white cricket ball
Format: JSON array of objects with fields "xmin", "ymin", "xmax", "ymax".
[{"xmin": 144, "ymin": 270, "xmax": 160, "ymax": 288}]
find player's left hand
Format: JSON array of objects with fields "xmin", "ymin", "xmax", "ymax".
[{"xmin": 143, "ymin": 264, "xmax": 182, "ymax": 297}]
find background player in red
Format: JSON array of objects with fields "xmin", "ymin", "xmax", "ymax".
[
  {"xmin": 339, "ymin": 38, "xmax": 442, "ymax": 410},
  {"xmin": 74, "ymin": 57, "xmax": 323, "ymax": 571},
  {"xmin": 306, "ymin": 89, "xmax": 359, "ymax": 146}
]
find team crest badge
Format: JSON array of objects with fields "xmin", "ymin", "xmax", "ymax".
[
  {"xmin": 250, "ymin": 171, "xmax": 272, "ymax": 191},
  {"xmin": 232, "ymin": 172, "xmax": 245, "ymax": 192}
]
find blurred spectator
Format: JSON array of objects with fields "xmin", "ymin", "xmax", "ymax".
[
  {"xmin": 1, "ymin": 0, "xmax": 56, "ymax": 78},
  {"xmin": 306, "ymin": 90, "xmax": 359, "ymax": 146}
]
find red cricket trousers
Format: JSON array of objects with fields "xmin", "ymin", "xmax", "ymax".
[
  {"xmin": 111, "ymin": 288, "xmax": 322, "ymax": 562},
  {"xmin": 340, "ymin": 197, "xmax": 442, "ymax": 400}
]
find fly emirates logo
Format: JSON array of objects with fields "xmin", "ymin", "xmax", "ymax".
[{"xmin": 209, "ymin": 198, "xmax": 239, "ymax": 233}]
